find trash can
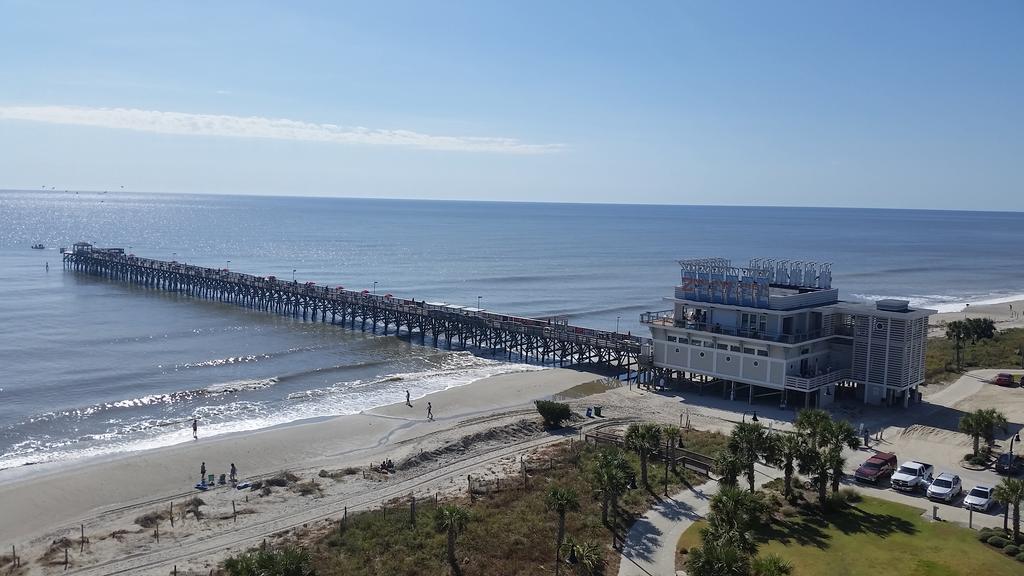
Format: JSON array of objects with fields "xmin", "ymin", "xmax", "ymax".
[
  {"xmin": 586, "ymin": 407, "xmax": 593, "ymax": 418},
  {"xmin": 594, "ymin": 406, "xmax": 603, "ymax": 417}
]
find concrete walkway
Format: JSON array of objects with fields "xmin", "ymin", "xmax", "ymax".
[{"xmin": 618, "ymin": 464, "xmax": 779, "ymax": 576}]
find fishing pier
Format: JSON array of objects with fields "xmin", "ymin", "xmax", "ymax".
[{"xmin": 63, "ymin": 243, "xmax": 652, "ymax": 380}]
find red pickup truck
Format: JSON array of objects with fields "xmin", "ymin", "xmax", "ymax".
[{"xmin": 854, "ymin": 452, "xmax": 898, "ymax": 484}]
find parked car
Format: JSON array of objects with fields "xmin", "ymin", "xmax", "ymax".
[
  {"xmin": 995, "ymin": 452, "xmax": 1022, "ymax": 475},
  {"xmin": 963, "ymin": 485, "xmax": 995, "ymax": 512},
  {"xmin": 854, "ymin": 452, "xmax": 898, "ymax": 484},
  {"xmin": 891, "ymin": 461, "xmax": 934, "ymax": 492},
  {"xmin": 926, "ymin": 472, "xmax": 963, "ymax": 502},
  {"xmin": 992, "ymin": 373, "xmax": 1016, "ymax": 386}
]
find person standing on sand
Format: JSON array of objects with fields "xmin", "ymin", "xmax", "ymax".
[
  {"xmin": 230, "ymin": 463, "xmax": 237, "ymax": 484},
  {"xmin": 406, "ymin": 390, "xmax": 411, "ymax": 406},
  {"xmin": 427, "ymin": 402, "xmax": 433, "ymax": 421},
  {"xmin": 192, "ymin": 417, "xmax": 198, "ymax": 439},
  {"xmin": 200, "ymin": 461, "xmax": 206, "ymax": 484}
]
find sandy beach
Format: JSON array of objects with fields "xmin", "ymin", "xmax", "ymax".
[
  {"xmin": 929, "ymin": 297, "xmax": 1024, "ymax": 337},
  {"xmin": 0, "ymin": 368, "xmax": 607, "ymax": 574}
]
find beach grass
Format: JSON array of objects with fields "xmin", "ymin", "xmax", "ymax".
[
  {"xmin": 925, "ymin": 328, "xmax": 1024, "ymax": 385},
  {"xmin": 252, "ymin": 431, "xmax": 727, "ymax": 576},
  {"xmin": 677, "ymin": 494, "xmax": 1023, "ymax": 575}
]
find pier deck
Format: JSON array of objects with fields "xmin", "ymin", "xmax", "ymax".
[{"xmin": 63, "ymin": 244, "xmax": 653, "ymax": 380}]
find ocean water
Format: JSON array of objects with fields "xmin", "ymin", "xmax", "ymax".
[{"xmin": 1, "ymin": 190, "xmax": 1022, "ymax": 470}]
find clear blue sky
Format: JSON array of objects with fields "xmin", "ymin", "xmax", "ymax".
[{"xmin": 1, "ymin": 1, "xmax": 1021, "ymax": 209}]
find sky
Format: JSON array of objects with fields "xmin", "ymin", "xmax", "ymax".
[{"xmin": 0, "ymin": 1, "xmax": 1021, "ymax": 209}]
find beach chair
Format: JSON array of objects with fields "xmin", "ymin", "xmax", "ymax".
[
  {"xmin": 208, "ymin": 474, "xmax": 216, "ymax": 486},
  {"xmin": 218, "ymin": 474, "xmax": 227, "ymax": 485}
]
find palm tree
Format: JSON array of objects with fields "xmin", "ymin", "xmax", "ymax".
[
  {"xmin": 960, "ymin": 409, "xmax": 1008, "ymax": 457},
  {"xmin": 559, "ymin": 537, "xmax": 605, "ymax": 576},
  {"xmin": 714, "ymin": 449, "xmax": 742, "ymax": 487},
  {"xmin": 959, "ymin": 411, "xmax": 986, "ymax": 457},
  {"xmin": 994, "ymin": 477, "xmax": 1024, "ymax": 542},
  {"xmin": 663, "ymin": 425, "xmax": 681, "ymax": 472},
  {"xmin": 590, "ymin": 448, "xmax": 631, "ymax": 526},
  {"xmin": 704, "ymin": 485, "xmax": 764, "ymax": 556},
  {"xmin": 751, "ymin": 553, "xmax": 793, "ymax": 576},
  {"xmin": 770, "ymin": 432, "xmax": 804, "ymax": 498},
  {"xmin": 979, "ymin": 408, "xmax": 1008, "ymax": 447},
  {"xmin": 625, "ymin": 422, "xmax": 662, "ymax": 487},
  {"xmin": 821, "ymin": 419, "xmax": 859, "ymax": 493},
  {"xmin": 546, "ymin": 485, "xmax": 579, "ymax": 576},
  {"xmin": 685, "ymin": 541, "xmax": 751, "ymax": 576},
  {"xmin": 794, "ymin": 409, "xmax": 831, "ymax": 449},
  {"xmin": 729, "ymin": 422, "xmax": 772, "ymax": 493},
  {"xmin": 435, "ymin": 505, "xmax": 470, "ymax": 576},
  {"xmin": 945, "ymin": 320, "xmax": 967, "ymax": 370}
]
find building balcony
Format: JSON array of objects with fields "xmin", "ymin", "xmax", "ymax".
[
  {"xmin": 640, "ymin": 311, "xmax": 826, "ymax": 345},
  {"xmin": 785, "ymin": 368, "xmax": 850, "ymax": 390}
]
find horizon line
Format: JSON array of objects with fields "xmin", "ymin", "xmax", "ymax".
[{"xmin": 2, "ymin": 187, "xmax": 1019, "ymax": 215}]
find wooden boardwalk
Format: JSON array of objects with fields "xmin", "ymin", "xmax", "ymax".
[{"xmin": 63, "ymin": 244, "xmax": 654, "ymax": 380}]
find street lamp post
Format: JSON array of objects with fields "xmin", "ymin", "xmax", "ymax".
[
  {"xmin": 226, "ymin": 260, "xmax": 230, "ymax": 271},
  {"xmin": 742, "ymin": 411, "xmax": 759, "ymax": 423},
  {"xmin": 373, "ymin": 281, "xmax": 377, "ymax": 295},
  {"xmin": 1011, "ymin": 432, "xmax": 1022, "ymax": 455},
  {"xmin": 616, "ymin": 316, "xmax": 621, "ymax": 334},
  {"xmin": 292, "ymin": 269, "xmax": 296, "ymax": 282},
  {"xmin": 477, "ymin": 296, "xmax": 482, "ymax": 310}
]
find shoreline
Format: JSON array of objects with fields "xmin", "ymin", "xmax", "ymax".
[
  {"xmin": 928, "ymin": 297, "xmax": 1024, "ymax": 337},
  {"xmin": 0, "ymin": 367, "xmax": 606, "ymax": 546}
]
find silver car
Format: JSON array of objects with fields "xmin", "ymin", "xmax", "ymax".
[
  {"xmin": 926, "ymin": 473, "xmax": 962, "ymax": 502},
  {"xmin": 963, "ymin": 485, "xmax": 994, "ymax": 512}
]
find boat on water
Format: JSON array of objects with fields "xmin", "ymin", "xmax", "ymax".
[{"xmin": 31, "ymin": 244, "xmax": 45, "ymax": 250}]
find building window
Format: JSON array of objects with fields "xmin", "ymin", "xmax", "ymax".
[
  {"xmin": 690, "ymin": 339, "xmax": 702, "ymax": 347},
  {"xmin": 743, "ymin": 347, "xmax": 755, "ymax": 355},
  {"xmin": 704, "ymin": 341, "xmax": 715, "ymax": 348},
  {"xmin": 757, "ymin": 350, "xmax": 769, "ymax": 357},
  {"xmin": 667, "ymin": 335, "xmax": 677, "ymax": 342},
  {"xmin": 730, "ymin": 345, "xmax": 741, "ymax": 352},
  {"xmin": 717, "ymin": 343, "xmax": 728, "ymax": 350},
  {"xmin": 674, "ymin": 348, "xmax": 680, "ymax": 353}
]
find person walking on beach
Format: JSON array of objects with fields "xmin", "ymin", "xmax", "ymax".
[
  {"xmin": 427, "ymin": 402, "xmax": 433, "ymax": 421},
  {"xmin": 192, "ymin": 417, "xmax": 198, "ymax": 439},
  {"xmin": 200, "ymin": 461, "xmax": 206, "ymax": 484},
  {"xmin": 406, "ymin": 390, "xmax": 411, "ymax": 406},
  {"xmin": 230, "ymin": 463, "xmax": 238, "ymax": 484}
]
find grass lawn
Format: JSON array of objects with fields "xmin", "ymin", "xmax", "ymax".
[
  {"xmin": 262, "ymin": 429, "xmax": 728, "ymax": 576},
  {"xmin": 678, "ymin": 495, "xmax": 1024, "ymax": 576}
]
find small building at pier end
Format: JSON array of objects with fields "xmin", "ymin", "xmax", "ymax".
[{"xmin": 640, "ymin": 258, "xmax": 934, "ymax": 409}]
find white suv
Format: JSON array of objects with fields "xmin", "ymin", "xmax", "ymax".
[
  {"xmin": 963, "ymin": 485, "xmax": 995, "ymax": 512},
  {"xmin": 926, "ymin": 473, "xmax": 962, "ymax": 503}
]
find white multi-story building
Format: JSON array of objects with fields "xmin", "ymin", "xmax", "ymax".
[{"xmin": 640, "ymin": 258, "xmax": 934, "ymax": 408}]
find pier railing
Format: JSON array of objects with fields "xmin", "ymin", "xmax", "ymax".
[{"xmin": 63, "ymin": 246, "xmax": 655, "ymax": 380}]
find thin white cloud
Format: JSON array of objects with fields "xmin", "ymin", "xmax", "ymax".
[{"xmin": 0, "ymin": 105, "xmax": 565, "ymax": 154}]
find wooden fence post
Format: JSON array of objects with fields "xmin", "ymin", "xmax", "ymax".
[
  {"xmin": 233, "ymin": 500, "xmax": 237, "ymax": 523},
  {"xmin": 80, "ymin": 523, "xmax": 85, "ymax": 552},
  {"xmin": 410, "ymin": 494, "xmax": 416, "ymax": 526},
  {"xmin": 154, "ymin": 522, "xmax": 159, "ymax": 543}
]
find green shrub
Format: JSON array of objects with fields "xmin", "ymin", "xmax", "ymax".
[
  {"xmin": 224, "ymin": 545, "xmax": 315, "ymax": 576},
  {"xmin": 838, "ymin": 487, "xmax": 862, "ymax": 503},
  {"xmin": 534, "ymin": 400, "xmax": 572, "ymax": 428},
  {"xmin": 978, "ymin": 529, "xmax": 996, "ymax": 542},
  {"xmin": 1004, "ymin": 544, "xmax": 1020, "ymax": 556},
  {"xmin": 1016, "ymin": 551, "xmax": 1024, "ymax": 562},
  {"xmin": 988, "ymin": 535, "xmax": 1010, "ymax": 548}
]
